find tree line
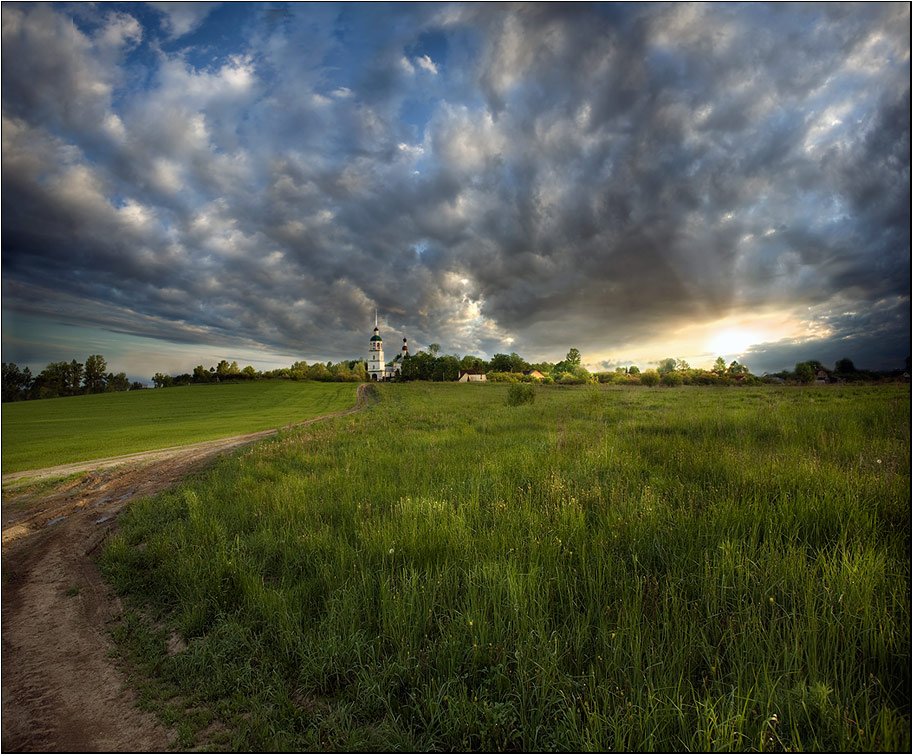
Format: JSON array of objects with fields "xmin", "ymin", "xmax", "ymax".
[
  {"xmin": 4, "ymin": 350, "xmax": 904, "ymax": 403},
  {"xmin": 150, "ymin": 358, "xmax": 368, "ymax": 388},
  {"xmin": 2, "ymin": 355, "xmax": 138, "ymax": 402}
]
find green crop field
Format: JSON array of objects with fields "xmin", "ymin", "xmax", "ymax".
[
  {"xmin": 101, "ymin": 383, "xmax": 910, "ymax": 751},
  {"xmin": 1, "ymin": 381, "xmax": 357, "ymax": 473}
]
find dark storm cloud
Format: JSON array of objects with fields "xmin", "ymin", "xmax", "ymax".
[{"xmin": 2, "ymin": 2, "xmax": 909, "ymax": 371}]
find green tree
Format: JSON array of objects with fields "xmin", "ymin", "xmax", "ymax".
[
  {"xmin": 84, "ymin": 354, "xmax": 107, "ymax": 393},
  {"xmin": 152, "ymin": 372, "xmax": 174, "ymax": 388},
  {"xmin": 2, "ymin": 363, "xmax": 33, "ymax": 402},
  {"xmin": 728, "ymin": 361, "xmax": 748, "ymax": 376},
  {"xmin": 34, "ymin": 361, "xmax": 71, "ymax": 399},
  {"xmin": 628, "ymin": 365, "xmax": 640, "ymax": 375},
  {"xmin": 565, "ymin": 348, "xmax": 582, "ymax": 366},
  {"xmin": 106, "ymin": 372, "xmax": 130, "ymax": 392},
  {"xmin": 67, "ymin": 360, "xmax": 84, "ymax": 396},
  {"xmin": 432, "ymin": 355, "xmax": 461, "ymax": 381},
  {"xmin": 657, "ymin": 357, "xmax": 677, "ymax": 374},
  {"xmin": 712, "ymin": 356, "xmax": 728, "ymax": 376},
  {"xmin": 508, "ymin": 352, "xmax": 528, "ymax": 373},
  {"xmin": 794, "ymin": 362, "xmax": 815, "ymax": 383},
  {"xmin": 489, "ymin": 353, "xmax": 513, "ymax": 373},
  {"xmin": 835, "ymin": 357, "xmax": 855, "ymax": 374},
  {"xmin": 428, "ymin": 343, "xmax": 441, "ymax": 358}
]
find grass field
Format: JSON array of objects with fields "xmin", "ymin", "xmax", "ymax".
[
  {"xmin": 101, "ymin": 383, "xmax": 910, "ymax": 751},
  {"xmin": 1, "ymin": 381, "xmax": 357, "ymax": 473}
]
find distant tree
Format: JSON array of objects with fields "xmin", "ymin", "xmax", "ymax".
[
  {"xmin": 661, "ymin": 371, "xmax": 684, "ymax": 386},
  {"xmin": 84, "ymin": 354, "xmax": 107, "ymax": 393},
  {"xmin": 402, "ymin": 351, "xmax": 435, "ymax": 380},
  {"xmin": 565, "ymin": 348, "xmax": 582, "ymax": 366},
  {"xmin": 152, "ymin": 372, "xmax": 174, "ymax": 388},
  {"xmin": 192, "ymin": 365, "xmax": 211, "ymax": 383},
  {"xmin": 657, "ymin": 357, "xmax": 677, "ymax": 374},
  {"xmin": 728, "ymin": 361, "xmax": 748, "ymax": 376},
  {"xmin": 676, "ymin": 359, "xmax": 691, "ymax": 371},
  {"xmin": 794, "ymin": 362, "xmax": 815, "ymax": 384},
  {"xmin": 34, "ymin": 361, "xmax": 71, "ymax": 399},
  {"xmin": 835, "ymin": 357, "xmax": 855, "ymax": 374},
  {"xmin": 712, "ymin": 356, "xmax": 728, "ymax": 376},
  {"xmin": 130, "ymin": 381, "xmax": 145, "ymax": 391},
  {"xmin": 489, "ymin": 353, "xmax": 513, "ymax": 373},
  {"xmin": 106, "ymin": 372, "xmax": 130, "ymax": 392},
  {"xmin": 2, "ymin": 363, "xmax": 33, "ymax": 402},
  {"xmin": 460, "ymin": 355, "xmax": 484, "ymax": 372},
  {"xmin": 628, "ymin": 365, "xmax": 640, "ymax": 375},
  {"xmin": 432, "ymin": 355, "xmax": 461, "ymax": 381},
  {"xmin": 508, "ymin": 352, "xmax": 528, "ymax": 373},
  {"xmin": 307, "ymin": 362, "xmax": 331, "ymax": 381},
  {"xmin": 242, "ymin": 365, "xmax": 258, "ymax": 380},
  {"xmin": 428, "ymin": 343, "xmax": 441, "ymax": 358},
  {"xmin": 67, "ymin": 360, "xmax": 84, "ymax": 396}
]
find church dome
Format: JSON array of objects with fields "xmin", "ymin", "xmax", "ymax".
[{"xmin": 370, "ymin": 334, "xmax": 383, "ymax": 342}]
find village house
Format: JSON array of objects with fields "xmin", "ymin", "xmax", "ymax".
[
  {"xmin": 457, "ymin": 371, "xmax": 487, "ymax": 383},
  {"xmin": 524, "ymin": 370, "xmax": 545, "ymax": 380}
]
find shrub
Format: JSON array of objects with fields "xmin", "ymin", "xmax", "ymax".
[
  {"xmin": 661, "ymin": 371, "xmax": 684, "ymax": 387},
  {"xmin": 557, "ymin": 371, "xmax": 586, "ymax": 385},
  {"xmin": 640, "ymin": 369, "xmax": 660, "ymax": 386},
  {"xmin": 506, "ymin": 382, "xmax": 536, "ymax": 406}
]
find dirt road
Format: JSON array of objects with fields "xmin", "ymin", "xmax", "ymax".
[{"xmin": 1, "ymin": 383, "xmax": 373, "ymax": 752}]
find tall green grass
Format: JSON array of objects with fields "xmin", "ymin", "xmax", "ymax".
[
  {"xmin": 101, "ymin": 383, "xmax": 910, "ymax": 751},
  {"xmin": 1, "ymin": 381, "xmax": 356, "ymax": 472}
]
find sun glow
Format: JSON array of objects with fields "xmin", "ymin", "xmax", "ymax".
[{"xmin": 709, "ymin": 328, "xmax": 760, "ymax": 357}]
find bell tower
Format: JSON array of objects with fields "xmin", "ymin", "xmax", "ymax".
[{"xmin": 367, "ymin": 310, "xmax": 385, "ymax": 380}]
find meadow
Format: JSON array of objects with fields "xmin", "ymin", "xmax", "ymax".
[
  {"xmin": 100, "ymin": 382, "xmax": 910, "ymax": 751},
  {"xmin": 1, "ymin": 381, "xmax": 357, "ymax": 473}
]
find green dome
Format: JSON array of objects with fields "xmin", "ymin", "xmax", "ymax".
[{"xmin": 370, "ymin": 334, "xmax": 382, "ymax": 342}]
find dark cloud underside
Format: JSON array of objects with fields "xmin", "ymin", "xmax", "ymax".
[{"xmin": 2, "ymin": 2, "xmax": 910, "ymax": 373}]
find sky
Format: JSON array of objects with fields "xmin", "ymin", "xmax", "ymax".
[{"xmin": 2, "ymin": 2, "xmax": 910, "ymax": 383}]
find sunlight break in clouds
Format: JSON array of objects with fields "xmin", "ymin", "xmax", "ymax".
[{"xmin": 1, "ymin": 3, "xmax": 909, "ymax": 381}]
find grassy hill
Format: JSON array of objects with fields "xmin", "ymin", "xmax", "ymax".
[
  {"xmin": 101, "ymin": 382, "xmax": 910, "ymax": 751},
  {"xmin": 1, "ymin": 381, "xmax": 358, "ymax": 473}
]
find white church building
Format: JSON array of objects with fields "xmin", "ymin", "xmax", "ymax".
[{"xmin": 367, "ymin": 315, "xmax": 408, "ymax": 381}]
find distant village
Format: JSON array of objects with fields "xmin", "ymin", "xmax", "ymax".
[{"xmin": 1, "ymin": 320, "xmax": 908, "ymax": 402}]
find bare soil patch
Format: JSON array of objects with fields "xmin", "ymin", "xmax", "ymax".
[{"xmin": 1, "ymin": 384, "xmax": 373, "ymax": 751}]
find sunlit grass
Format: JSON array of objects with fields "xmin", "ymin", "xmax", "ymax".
[
  {"xmin": 1, "ymin": 381, "xmax": 357, "ymax": 472},
  {"xmin": 102, "ymin": 383, "xmax": 910, "ymax": 751}
]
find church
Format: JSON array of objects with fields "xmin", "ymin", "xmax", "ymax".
[{"xmin": 367, "ymin": 315, "xmax": 408, "ymax": 381}]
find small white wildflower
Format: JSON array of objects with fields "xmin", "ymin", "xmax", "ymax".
[{"xmin": 389, "ymin": 547, "xmax": 395, "ymax": 554}]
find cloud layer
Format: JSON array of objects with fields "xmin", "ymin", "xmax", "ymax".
[{"xmin": 2, "ymin": 3, "xmax": 910, "ymax": 375}]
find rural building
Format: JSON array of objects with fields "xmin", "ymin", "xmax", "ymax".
[
  {"xmin": 815, "ymin": 369, "xmax": 830, "ymax": 384},
  {"xmin": 367, "ymin": 315, "xmax": 408, "ymax": 381},
  {"xmin": 524, "ymin": 370, "xmax": 545, "ymax": 380},
  {"xmin": 458, "ymin": 371, "xmax": 487, "ymax": 383}
]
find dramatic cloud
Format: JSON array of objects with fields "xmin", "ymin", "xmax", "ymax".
[{"xmin": 2, "ymin": 3, "xmax": 910, "ymax": 380}]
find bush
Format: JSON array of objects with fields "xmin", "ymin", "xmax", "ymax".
[
  {"xmin": 661, "ymin": 371, "xmax": 684, "ymax": 387},
  {"xmin": 487, "ymin": 372, "xmax": 521, "ymax": 383},
  {"xmin": 640, "ymin": 369, "xmax": 660, "ymax": 386},
  {"xmin": 557, "ymin": 371, "xmax": 586, "ymax": 385},
  {"xmin": 506, "ymin": 383, "xmax": 536, "ymax": 406}
]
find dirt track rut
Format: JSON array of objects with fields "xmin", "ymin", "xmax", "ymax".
[{"xmin": 1, "ymin": 384, "xmax": 373, "ymax": 752}]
